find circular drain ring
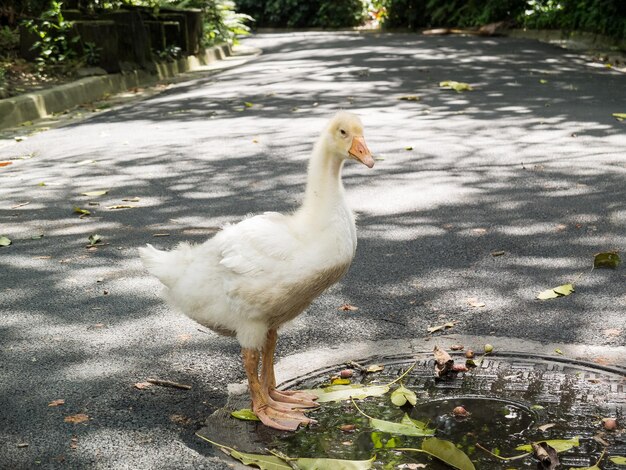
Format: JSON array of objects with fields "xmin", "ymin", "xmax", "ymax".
[{"xmin": 200, "ymin": 350, "xmax": 625, "ymax": 469}]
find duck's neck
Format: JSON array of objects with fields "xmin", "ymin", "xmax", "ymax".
[{"xmin": 297, "ymin": 137, "xmax": 347, "ymax": 225}]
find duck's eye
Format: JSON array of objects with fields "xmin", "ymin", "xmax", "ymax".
[{"xmin": 340, "ymin": 129, "xmax": 347, "ymax": 137}]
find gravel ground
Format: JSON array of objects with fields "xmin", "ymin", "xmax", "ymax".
[{"xmin": 1, "ymin": 31, "xmax": 625, "ymax": 469}]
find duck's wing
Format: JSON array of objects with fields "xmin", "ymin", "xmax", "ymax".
[{"xmin": 217, "ymin": 212, "xmax": 300, "ymax": 276}]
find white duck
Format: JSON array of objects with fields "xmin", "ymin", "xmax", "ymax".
[{"xmin": 139, "ymin": 111, "xmax": 373, "ymax": 431}]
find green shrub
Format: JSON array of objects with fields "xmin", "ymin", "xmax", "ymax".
[
  {"xmin": 380, "ymin": 0, "xmax": 626, "ymax": 41},
  {"xmin": 236, "ymin": 0, "xmax": 367, "ymax": 28},
  {"xmin": 22, "ymin": 0, "xmax": 80, "ymax": 71}
]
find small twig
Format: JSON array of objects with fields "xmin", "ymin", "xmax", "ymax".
[
  {"xmin": 146, "ymin": 378, "xmax": 191, "ymax": 390},
  {"xmin": 346, "ymin": 360, "xmax": 370, "ymax": 372},
  {"xmin": 351, "ymin": 396, "xmax": 375, "ymax": 420},
  {"xmin": 386, "ymin": 361, "xmax": 417, "ymax": 386}
]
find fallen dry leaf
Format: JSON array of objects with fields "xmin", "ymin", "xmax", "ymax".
[
  {"xmin": 48, "ymin": 399, "xmax": 65, "ymax": 407},
  {"xmin": 0, "ymin": 161, "xmax": 13, "ymax": 167},
  {"xmin": 170, "ymin": 414, "xmax": 192, "ymax": 426},
  {"xmin": 366, "ymin": 364, "xmax": 384, "ymax": 373},
  {"xmin": 70, "ymin": 437, "xmax": 78, "ymax": 450},
  {"xmin": 338, "ymin": 303, "xmax": 359, "ymax": 311},
  {"xmin": 604, "ymin": 328, "xmax": 623, "ymax": 338},
  {"xmin": 134, "ymin": 382, "xmax": 153, "ymax": 390},
  {"xmin": 64, "ymin": 413, "xmax": 89, "ymax": 424},
  {"xmin": 427, "ymin": 321, "xmax": 456, "ymax": 334},
  {"xmin": 106, "ymin": 205, "xmax": 135, "ymax": 210},
  {"xmin": 491, "ymin": 250, "xmax": 505, "ymax": 257},
  {"xmin": 538, "ymin": 423, "xmax": 556, "ymax": 432},
  {"xmin": 467, "ymin": 298, "xmax": 486, "ymax": 308}
]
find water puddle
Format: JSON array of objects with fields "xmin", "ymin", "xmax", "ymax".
[{"xmin": 200, "ymin": 353, "xmax": 626, "ymax": 469}]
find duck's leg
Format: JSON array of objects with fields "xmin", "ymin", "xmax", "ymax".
[
  {"xmin": 242, "ymin": 348, "xmax": 313, "ymax": 431},
  {"xmin": 261, "ymin": 329, "xmax": 319, "ymax": 406}
]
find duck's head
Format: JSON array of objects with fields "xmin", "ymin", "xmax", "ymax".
[{"xmin": 326, "ymin": 111, "xmax": 374, "ymax": 168}]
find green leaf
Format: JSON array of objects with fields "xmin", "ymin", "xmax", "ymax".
[
  {"xmin": 400, "ymin": 414, "xmax": 430, "ymax": 430},
  {"xmin": 530, "ymin": 404, "xmax": 545, "ymax": 410},
  {"xmin": 391, "ymin": 385, "xmax": 417, "ymax": 407},
  {"xmin": 516, "ymin": 436, "xmax": 579, "ymax": 453},
  {"xmin": 296, "ymin": 457, "xmax": 374, "ymax": 469},
  {"xmin": 230, "ymin": 408, "xmax": 260, "ymax": 421},
  {"xmin": 228, "ymin": 449, "xmax": 374, "ymax": 470},
  {"xmin": 371, "ymin": 432, "xmax": 399, "ymax": 449},
  {"xmin": 439, "ymin": 81, "xmax": 473, "ymax": 92},
  {"xmin": 81, "ymin": 190, "xmax": 108, "ymax": 197},
  {"xmin": 244, "ymin": 102, "xmax": 254, "ymax": 108},
  {"xmin": 0, "ymin": 236, "xmax": 12, "ymax": 246},
  {"xmin": 610, "ymin": 456, "xmax": 626, "ymax": 465},
  {"xmin": 612, "ymin": 113, "xmax": 626, "ymax": 121},
  {"xmin": 306, "ymin": 384, "xmax": 389, "ymax": 403},
  {"xmin": 594, "ymin": 251, "xmax": 621, "ymax": 269},
  {"xmin": 88, "ymin": 234, "xmax": 102, "ymax": 246},
  {"xmin": 537, "ymin": 283, "xmax": 574, "ymax": 300},
  {"xmin": 229, "ymin": 449, "xmax": 291, "ymax": 469},
  {"xmin": 370, "ymin": 414, "xmax": 435, "ymax": 437},
  {"xmin": 331, "ymin": 378, "xmax": 351, "ymax": 386},
  {"xmin": 421, "ymin": 437, "xmax": 476, "ymax": 470},
  {"xmin": 73, "ymin": 207, "xmax": 91, "ymax": 216}
]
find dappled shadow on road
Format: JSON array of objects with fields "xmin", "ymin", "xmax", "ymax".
[{"xmin": 0, "ymin": 31, "xmax": 625, "ymax": 467}]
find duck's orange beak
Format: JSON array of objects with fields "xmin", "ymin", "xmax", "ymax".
[{"xmin": 349, "ymin": 136, "xmax": 374, "ymax": 168}]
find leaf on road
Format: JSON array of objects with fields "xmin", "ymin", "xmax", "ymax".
[
  {"xmin": 439, "ymin": 81, "xmax": 473, "ymax": 92},
  {"xmin": 64, "ymin": 413, "xmax": 89, "ymax": 424},
  {"xmin": 307, "ymin": 384, "xmax": 389, "ymax": 403},
  {"xmin": 594, "ymin": 251, "xmax": 621, "ymax": 269},
  {"xmin": 73, "ymin": 207, "xmax": 91, "ymax": 217},
  {"xmin": 421, "ymin": 437, "xmax": 476, "ymax": 470},
  {"xmin": 0, "ymin": 236, "xmax": 12, "ymax": 246},
  {"xmin": 427, "ymin": 321, "xmax": 456, "ymax": 333},
  {"xmin": 48, "ymin": 399, "xmax": 65, "ymax": 407},
  {"xmin": 516, "ymin": 436, "xmax": 579, "ymax": 453},
  {"xmin": 134, "ymin": 382, "xmax": 153, "ymax": 390},
  {"xmin": 122, "ymin": 197, "xmax": 140, "ymax": 202},
  {"xmin": 106, "ymin": 205, "xmax": 134, "ymax": 210},
  {"xmin": 339, "ymin": 303, "xmax": 359, "ymax": 311},
  {"xmin": 81, "ymin": 190, "xmax": 108, "ymax": 197},
  {"xmin": 467, "ymin": 298, "xmax": 486, "ymax": 308},
  {"xmin": 231, "ymin": 408, "xmax": 261, "ymax": 421},
  {"xmin": 610, "ymin": 456, "xmax": 626, "ymax": 465},
  {"xmin": 391, "ymin": 384, "xmax": 417, "ymax": 407},
  {"xmin": 244, "ymin": 102, "xmax": 254, "ymax": 108},
  {"xmin": 88, "ymin": 234, "xmax": 102, "ymax": 246},
  {"xmin": 491, "ymin": 250, "xmax": 505, "ymax": 256},
  {"xmin": 537, "ymin": 283, "xmax": 574, "ymax": 300},
  {"xmin": 398, "ymin": 95, "xmax": 421, "ymax": 101},
  {"xmin": 612, "ymin": 113, "xmax": 626, "ymax": 121},
  {"xmin": 0, "ymin": 161, "xmax": 13, "ymax": 167}
]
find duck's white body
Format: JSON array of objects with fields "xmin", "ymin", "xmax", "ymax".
[{"xmin": 139, "ymin": 112, "xmax": 373, "ymax": 430}]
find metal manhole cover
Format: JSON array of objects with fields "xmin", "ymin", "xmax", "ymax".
[{"xmin": 200, "ymin": 351, "xmax": 625, "ymax": 468}]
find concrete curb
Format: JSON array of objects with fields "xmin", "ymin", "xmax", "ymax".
[{"xmin": 0, "ymin": 44, "xmax": 231, "ymax": 130}]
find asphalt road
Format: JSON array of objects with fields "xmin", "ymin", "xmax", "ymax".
[{"xmin": 1, "ymin": 32, "xmax": 625, "ymax": 469}]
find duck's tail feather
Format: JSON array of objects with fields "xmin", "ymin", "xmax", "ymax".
[{"xmin": 139, "ymin": 243, "xmax": 188, "ymax": 289}]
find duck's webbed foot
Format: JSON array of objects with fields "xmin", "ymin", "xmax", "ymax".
[
  {"xmin": 252, "ymin": 402, "xmax": 316, "ymax": 431},
  {"xmin": 269, "ymin": 388, "xmax": 319, "ymax": 408}
]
